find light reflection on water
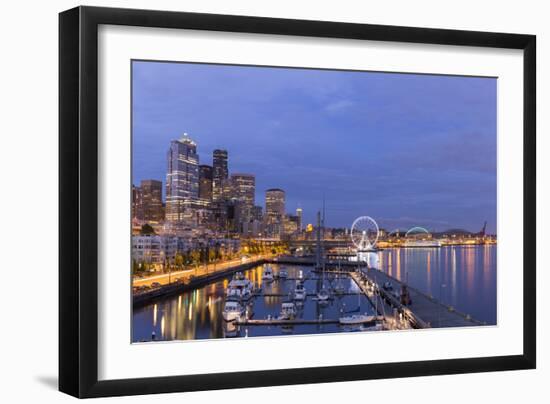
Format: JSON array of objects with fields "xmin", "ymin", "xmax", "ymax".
[
  {"xmin": 377, "ymin": 245, "xmax": 496, "ymax": 324},
  {"xmin": 133, "ymin": 265, "xmax": 375, "ymax": 342},
  {"xmin": 132, "ymin": 245, "xmax": 496, "ymax": 342}
]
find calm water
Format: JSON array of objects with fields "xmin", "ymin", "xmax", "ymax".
[
  {"xmin": 132, "ymin": 265, "xmax": 375, "ymax": 342},
  {"xmin": 377, "ymin": 245, "xmax": 497, "ymax": 324},
  {"xmin": 132, "ymin": 245, "xmax": 496, "ymax": 342}
]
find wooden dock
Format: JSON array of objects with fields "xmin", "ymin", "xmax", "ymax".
[
  {"xmin": 260, "ymin": 292, "xmax": 362, "ymax": 297},
  {"xmin": 353, "ymin": 268, "xmax": 484, "ymax": 328},
  {"xmin": 235, "ymin": 316, "xmax": 383, "ymax": 326}
]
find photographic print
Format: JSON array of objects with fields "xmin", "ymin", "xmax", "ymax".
[{"xmin": 131, "ymin": 60, "xmax": 497, "ymax": 342}]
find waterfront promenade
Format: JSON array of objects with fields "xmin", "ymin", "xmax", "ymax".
[{"xmin": 133, "ymin": 253, "xmax": 274, "ymax": 288}]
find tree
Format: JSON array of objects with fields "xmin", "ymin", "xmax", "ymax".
[
  {"xmin": 140, "ymin": 223, "xmax": 156, "ymax": 235},
  {"xmin": 175, "ymin": 253, "xmax": 184, "ymax": 269}
]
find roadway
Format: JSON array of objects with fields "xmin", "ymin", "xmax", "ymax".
[{"xmin": 132, "ymin": 254, "xmax": 273, "ymax": 287}]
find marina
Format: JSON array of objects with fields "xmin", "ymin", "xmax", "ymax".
[{"xmin": 132, "ymin": 244, "xmax": 496, "ymax": 342}]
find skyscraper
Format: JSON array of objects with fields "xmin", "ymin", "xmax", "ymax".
[
  {"xmin": 296, "ymin": 207, "xmax": 303, "ymax": 231},
  {"xmin": 140, "ymin": 179, "xmax": 164, "ymax": 222},
  {"xmin": 266, "ymin": 188, "xmax": 285, "ymax": 222},
  {"xmin": 231, "ymin": 173, "xmax": 255, "ymax": 207},
  {"xmin": 265, "ymin": 189, "xmax": 285, "ymax": 237},
  {"xmin": 165, "ymin": 134, "xmax": 199, "ymax": 222},
  {"xmin": 132, "ymin": 184, "xmax": 142, "ymax": 220},
  {"xmin": 212, "ymin": 149, "xmax": 228, "ymax": 201},
  {"xmin": 198, "ymin": 164, "xmax": 213, "ymax": 201}
]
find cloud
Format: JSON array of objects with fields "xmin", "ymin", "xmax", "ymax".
[{"xmin": 324, "ymin": 99, "xmax": 354, "ymax": 113}]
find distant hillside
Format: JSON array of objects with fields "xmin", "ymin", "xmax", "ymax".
[{"xmin": 435, "ymin": 228, "xmax": 473, "ymax": 236}]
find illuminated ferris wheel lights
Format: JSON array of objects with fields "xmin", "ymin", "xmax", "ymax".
[{"xmin": 350, "ymin": 216, "xmax": 380, "ymax": 250}]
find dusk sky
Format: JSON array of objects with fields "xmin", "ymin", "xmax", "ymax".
[{"xmin": 132, "ymin": 60, "xmax": 497, "ymax": 234}]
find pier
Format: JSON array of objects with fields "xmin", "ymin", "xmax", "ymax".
[
  {"xmin": 235, "ymin": 316, "xmax": 384, "ymax": 327},
  {"xmin": 352, "ymin": 267, "xmax": 484, "ymax": 328}
]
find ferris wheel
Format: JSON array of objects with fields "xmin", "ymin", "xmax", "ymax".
[{"xmin": 350, "ymin": 216, "xmax": 379, "ymax": 250}]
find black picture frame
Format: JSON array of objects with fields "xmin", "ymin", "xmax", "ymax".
[{"xmin": 59, "ymin": 5, "xmax": 536, "ymax": 398}]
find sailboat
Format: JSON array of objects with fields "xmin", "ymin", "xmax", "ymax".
[
  {"xmin": 339, "ymin": 293, "xmax": 373, "ymax": 325},
  {"xmin": 316, "ymin": 206, "xmax": 330, "ymax": 304},
  {"xmin": 333, "ymin": 263, "xmax": 346, "ymax": 294}
]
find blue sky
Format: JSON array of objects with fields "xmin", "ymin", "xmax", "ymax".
[{"xmin": 132, "ymin": 60, "xmax": 497, "ymax": 234}]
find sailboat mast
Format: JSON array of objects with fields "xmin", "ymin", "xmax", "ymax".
[{"xmin": 322, "ymin": 196, "xmax": 326, "ymax": 274}]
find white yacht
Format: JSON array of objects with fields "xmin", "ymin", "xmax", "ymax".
[
  {"xmin": 294, "ymin": 281, "xmax": 307, "ymax": 301},
  {"xmin": 262, "ymin": 265, "xmax": 274, "ymax": 282},
  {"xmin": 226, "ymin": 272, "xmax": 254, "ymax": 301},
  {"xmin": 279, "ymin": 302, "xmax": 297, "ymax": 320},
  {"xmin": 339, "ymin": 314, "xmax": 375, "ymax": 325},
  {"xmin": 222, "ymin": 301, "xmax": 245, "ymax": 322}
]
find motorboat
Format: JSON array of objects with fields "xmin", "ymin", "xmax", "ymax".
[
  {"xmin": 339, "ymin": 314, "xmax": 375, "ymax": 325},
  {"xmin": 262, "ymin": 265, "xmax": 274, "ymax": 282},
  {"xmin": 279, "ymin": 302, "xmax": 297, "ymax": 320},
  {"xmin": 226, "ymin": 272, "xmax": 254, "ymax": 301},
  {"xmin": 277, "ymin": 268, "xmax": 288, "ymax": 279},
  {"xmin": 294, "ymin": 281, "xmax": 307, "ymax": 301},
  {"xmin": 222, "ymin": 301, "xmax": 245, "ymax": 322}
]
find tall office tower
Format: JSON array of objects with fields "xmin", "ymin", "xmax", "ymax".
[
  {"xmin": 140, "ymin": 179, "xmax": 164, "ymax": 222},
  {"xmin": 132, "ymin": 184, "xmax": 142, "ymax": 220},
  {"xmin": 165, "ymin": 134, "xmax": 199, "ymax": 222},
  {"xmin": 198, "ymin": 164, "xmax": 213, "ymax": 201},
  {"xmin": 265, "ymin": 188, "xmax": 285, "ymax": 224},
  {"xmin": 296, "ymin": 207, "xmax": 303, "ymax": 231},
  {"xmin": 231, "ymin": 173, "xmax": 255, "ymax": 207},
  {"xmin": 212, "ymin": 149, "xmax": 228, "ymax": 201}
]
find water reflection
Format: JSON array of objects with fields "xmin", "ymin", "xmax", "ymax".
[
  {"xmin": 133, "ymin": 265, "xmax": 375, "ymax": 342},
  {"xmin": 377, "ymin": 245, "xmax": 496, "ymax": 324},
  {"xmin": 132, "ymin": 245, "xmax": 496, "ymax": 342}
]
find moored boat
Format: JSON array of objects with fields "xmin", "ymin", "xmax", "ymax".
[
  {"xmin": 222, "ymin": 301, "xmax": 245, "ymax": 322},
  {"xmin": 262, "ymin": 265, "xmax": 274, "ymax": 282},
  {"xmin": 339, "ymin": 314, "xmax": 376, "ymax": 325},
  {"xmin": 279, "ymin": 302, "xmax": 297, "ymax": 320}
]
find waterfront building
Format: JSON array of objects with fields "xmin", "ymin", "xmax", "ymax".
[
  {"xmin": 165, "ymin": 134, "xmax": 200, "ymax": 223},
  {"xmin": 132, "ymin": 235, "xmax": 178, "ymax": 270},
  {"xmin": 139, "ymin": 179, "xmax": 164, "ymax": 222},
  {"xmin": 198, "ymin": 164, "xmax": 213, "ymax": 201},
  {"xmin": 212, "ymin": 149, "xmax": 228, "ymax": 201}
]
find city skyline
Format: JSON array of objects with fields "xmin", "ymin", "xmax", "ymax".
[{"xmin": 132, "ymin": 61, "xmax": 497, "ymax": 233}]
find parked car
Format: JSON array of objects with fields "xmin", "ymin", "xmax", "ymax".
[{"xmin": 151, "ymin": 282, "xmax": 162, "ymax": 288}]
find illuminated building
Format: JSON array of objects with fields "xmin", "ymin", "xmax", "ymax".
[
  {"xmin": 198, "ymin": 165, "xmax": 213, "ymax": 201},
  {"xmin": 165, "ymin": 133, "xmax": 200, "ymax": 223},
  {"xmin": 132, "ymin": 184, "xmax": 142, "ymax": 219},
  {"xmin": 283, "ymin": 214, "xmax": 299, "ymax": 235},
  {"xmin": 139, "ymin": 179, "xmax": 164, "ymax": 222},
  {"xmin": 212, "ymin": 149, "xmax": 228, "ymax": 201},
  {"xmin": 265, "ymin": 188, "xmax": 285, "ymax": 236},
  {"xmin": 231, "ymin": 173, "xmax": 255, "ymax": 207},
  {"xmin": 296, "ymin": 207, "xmax": 303, "ymax": 231},
  {"xmin": 266, "ymin": 188, "xmax": 285, "ymax": 220}
]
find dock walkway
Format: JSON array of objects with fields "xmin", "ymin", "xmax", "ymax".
[{"xmin": 354, "ymin": 268, "xmax": 483, "ymax": 328}]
